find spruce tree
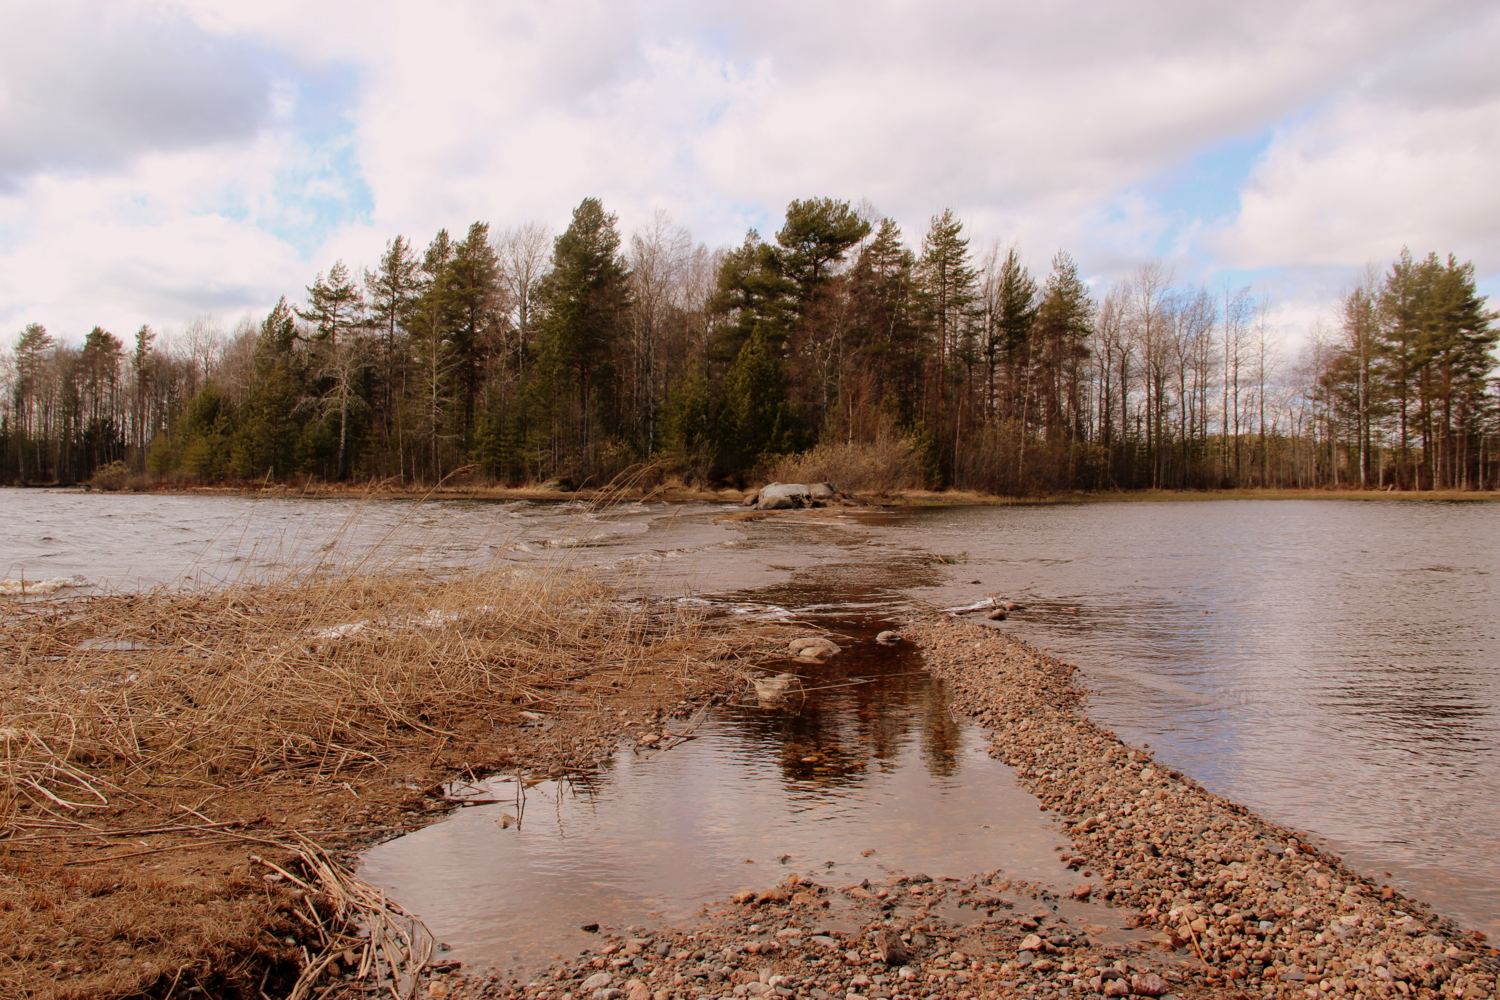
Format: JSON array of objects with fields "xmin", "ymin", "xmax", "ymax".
[
  {"xmin": 722, "ymin": 330, "xmax": 794, "ymax": 476},
  {"xmin": 708, "ymin": 230, "xmax": 795, "ymax": 364},
  {"xmin": 446, "ymin": 222, "xmax": 503, "ymax": 450}
]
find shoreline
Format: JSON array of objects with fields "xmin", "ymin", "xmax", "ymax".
[
  {"xmin": 0, "ymin": 578, "xmax": 771, "ymax": 1000},
  {"xmin": 448, "ymin": 617, "xmax": 1498, "ymax": 1000},
  {"xmin": 903, "ymin": 616, "xmax": 1497, "ymax": 997},
  {"xmin": 23, "ymin": 480, "xmax": 1500, "ymax": 507},
  {"xmin": 5, "ymin": 585, "xmax": 1496, "ymax": 999}
]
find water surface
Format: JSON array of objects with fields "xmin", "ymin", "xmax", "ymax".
[
  {"xmin": 4, "ymin": 490, "xmax": 1496, "ymax": 936},
  {"xmin": 360, "ymin": 622, "xmax": 1109, "ymax": 971}
]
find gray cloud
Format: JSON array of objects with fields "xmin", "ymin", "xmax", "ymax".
[{"xmin": 0, "ymin": 2, "xmax": 271, "ymax": 188}]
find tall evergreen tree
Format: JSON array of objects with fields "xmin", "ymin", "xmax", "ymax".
[
  {"xmin": 365, "ymin": 236, "xmax": 422, "ymax": 475},
  {"xmin": 775, "ymin": 198, "xmax": 871, "ymax": 301},
  {"xmin": 709, "ymin": 230, "xmax": 795, "ymax": 364},
  {"xmin": 536, "ymin": 198, "xmax": 631, "ymax": 470}
]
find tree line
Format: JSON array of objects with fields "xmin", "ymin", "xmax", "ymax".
[{"xmin": 3, "ymin": 197, "xmax": 1497, "ymax": 492}]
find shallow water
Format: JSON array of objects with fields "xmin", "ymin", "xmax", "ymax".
[
  {"xmin": 359, "ymin": 619, "xmax": 1121, "ymax": 971},
  {"xmin": 4, "ymin": 490, "xmax": 1497, "ymax": 938},
  {"xmin": 875, "ymin": 501, "xmax": 1500, "ymax": 939}
]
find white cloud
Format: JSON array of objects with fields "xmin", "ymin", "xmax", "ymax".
[
  {"xmin": 2, "ymin": 0, "xmax": 1499, "ymax": 340},
  {"xmin": 1223, "ymin": 71, "xmax": 1500, "ymax": 270},
  {"xmin": 0, "ymin": 1, "xmax": 270, "ymax": 188}
]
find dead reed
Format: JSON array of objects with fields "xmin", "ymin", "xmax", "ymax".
[{"xmin": 0, "ymin": 552, "xmax": 782, "ymax": 999}]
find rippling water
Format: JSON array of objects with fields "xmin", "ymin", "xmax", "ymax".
[
  {"xmin": 4, "ymin": 489, "xmax": 1496, "ymax": 936},
  {"xmin": 883, "ymin": 501, "xmax": 1500, "ymax": 938}
]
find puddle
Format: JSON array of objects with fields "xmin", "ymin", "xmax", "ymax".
[{"xmin": 359, "ymin": 618, "xmax": 1142, "ymax": 974}]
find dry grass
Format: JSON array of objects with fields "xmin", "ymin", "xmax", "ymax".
[
  {"xmin": 0, "ymin": 563, "xmax": 787, "ymax": 999},
  {"xmin": 762, "ymin": 438, "xmax": 924, "ymax": 496}
]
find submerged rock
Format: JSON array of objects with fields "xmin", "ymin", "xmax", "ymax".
[
  {"xmin": 753, "ymin": 673, "xmax": 799, "ymax": 706},
  {"xmin": 787, "ymin": 636, "xmax": 840, "ymax": 660}
]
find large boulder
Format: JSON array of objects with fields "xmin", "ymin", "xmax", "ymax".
[{"xmin": 754, "ymin": 482, "xmax": 837, "ymax": 509}]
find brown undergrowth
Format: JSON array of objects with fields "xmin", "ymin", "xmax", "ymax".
[{"xmin": 1, "ymin": 569, "xmax": 788, "ymax": 999}]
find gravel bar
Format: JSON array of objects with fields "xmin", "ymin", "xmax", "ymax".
[
  {"xmin": 903, "ymin": 616, "xmax": 1498, "ymax": 999},
  {"xmin": 444, "ymin": 617, "xmax": 1498, "ymax": 1000}
]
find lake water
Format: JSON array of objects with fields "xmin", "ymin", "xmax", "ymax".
[{"xmin": 3, "ymin": 489, "xmax": 1496, "ymax": 939}]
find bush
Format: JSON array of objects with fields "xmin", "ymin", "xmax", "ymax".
[
  {"xmin": 763, "ymin": 437, "xmax": 924, "ymax": 495},
  {"xmin": 88, "ymin": 460, "xmax": 132, "ymax": 491}
]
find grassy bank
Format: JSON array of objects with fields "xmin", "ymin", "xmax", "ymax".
[{"xmin": 0, "ymin": 570, "xmax": 792, "ymax": 999}]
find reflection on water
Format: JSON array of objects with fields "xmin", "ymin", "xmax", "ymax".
[{"xmin": 359, "ymin": 621, "xmax": 1083, "ymax": 972}]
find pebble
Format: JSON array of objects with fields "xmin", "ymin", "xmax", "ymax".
[
  {"xmin": 900, "ymin": 617, "xmax": 1500, "ymax": 1000},
  {"xmin": 440, "ymin": 616, "xmax": 1500, "ymax": 1000}
]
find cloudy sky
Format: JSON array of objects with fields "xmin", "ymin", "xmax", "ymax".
[{"xmin": 3, "ymin": 0, "xmax": 1498, "ymax": 344}]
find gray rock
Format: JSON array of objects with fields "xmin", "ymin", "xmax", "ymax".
[
  {"xmin": 754, "ymin": 482, "xmax": 837, "ymax": 510},
  {"xmin": 582, "ymin": 973, "xmax": 613, "ymax": 991},
  {"xmin": 788, "ymin": 636, "xmax": 841, "ymax": 660},
  {"xmin": 1130, "ymin": 972, "xmax": 1168, "ymax": 997}
]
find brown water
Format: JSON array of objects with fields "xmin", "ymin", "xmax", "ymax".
[
  {"xmin": 359, "ymin": 619, "xmax": 1133, "ymax": 972},
  {"xmin": 5, "ymin": 490, "xmax": 1497, "ymax": 939}
]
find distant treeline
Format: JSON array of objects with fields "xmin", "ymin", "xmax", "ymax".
[{"xmin": 3, "ymin": 198, "xmax": 1497, "ymax": 492}]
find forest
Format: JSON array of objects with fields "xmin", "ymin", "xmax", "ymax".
[{"xmin": 3, "ymin": 197, "xmax": 1497, "ymax": 493}]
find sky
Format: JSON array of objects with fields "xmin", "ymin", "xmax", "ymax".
[{"xmin": 2, "ymin": 0, "xmax": 1499, "ymax": 346}]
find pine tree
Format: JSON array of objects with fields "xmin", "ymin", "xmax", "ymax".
[
  {"xmin": 365, "ymin": 236, "xmax": 422, "ymax": 476},
  {"xmin": 410, "ymin": 229, "xmax": 456, "ymax": 480},
  {"xmin": 446, "ymin": 222, "xmax": 504, "ymax": 450},
  {"xmin": 536, "ymin": 198, "xmax": 630, "ymax": 470},
  {"xmin": 775, "ymin": 198, "xmax": 870, "ymax": 301},
  {"xmin": 1031, "ymin": 252, "xmax": 1093, "ymax": 439},
  {"xmin": 659, "ymin": 368, "xmax": 716, "ymax": 483},
  {"xmin": 916, "ymin": 209, "xmax": 978, "ymax": 480},
  {"xmin": 708, "ymin": 230, "xmax": 796, "ymax": 364},
  {"xmin": 229, "ymin": 301, "xmax": 305, "ymax": 480},
  {"xmin": 846, "ymin": 218, "xmax": 922, "ymax": 428},
  {"xmin": 297, "ymin": 261, "xmax": 366, "ymax": 479},
  {"xmin": 917, "ymin": 209, "xmax": 978, "ymax": 378}
]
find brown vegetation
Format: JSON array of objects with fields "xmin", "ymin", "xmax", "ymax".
[
  {"xmin": 0, "ymin": 570, "xmax": 788, "ymax": 999},
  {"xmin": 763, "ymin": 438, "xmax": 923, "ymax": 496}
]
